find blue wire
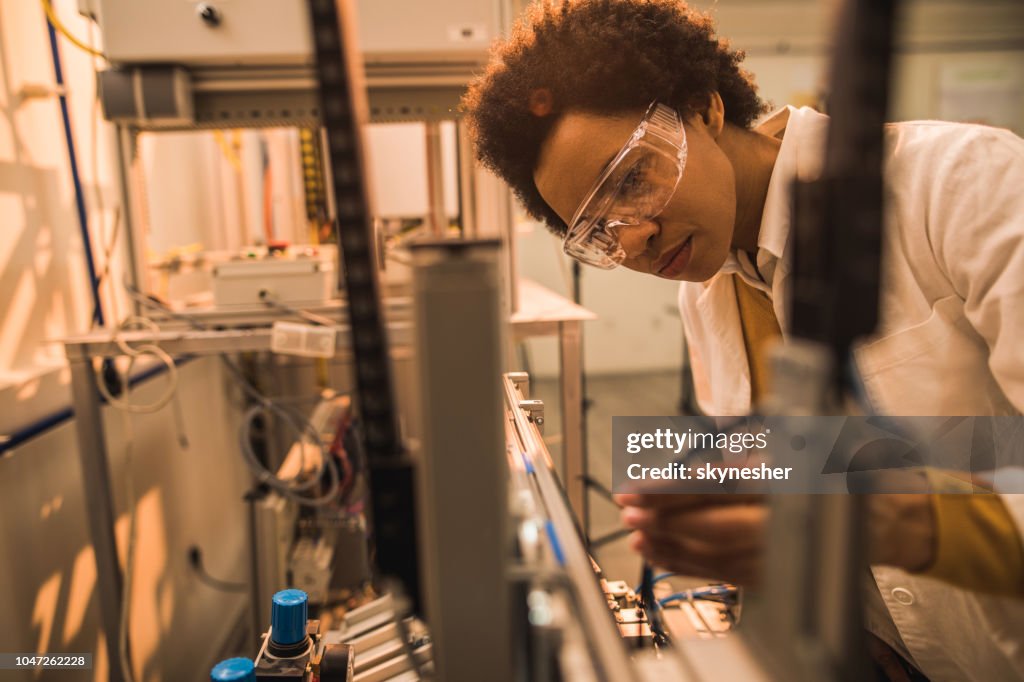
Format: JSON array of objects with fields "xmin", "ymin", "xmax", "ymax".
[
  {"xmin": 658, "ymin": 584, "xmax": 737, "ymax": 607},
  {"xmin": 544, "ymin": 520, "xmax": 565, "ymax": 567},
  {"xmin": 634, "ymin": 572, "xmax": 677, "ymax": 593},
  {"xmin": 46, "ymin": 21, "xmax": 104, "ymax": 327},
  {"xmin": 521, "ymin": 451, "xmax": 535, "ymax": 475}
]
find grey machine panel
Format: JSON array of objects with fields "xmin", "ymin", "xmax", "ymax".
[
  {"xmin": 82, "ymin": 0, "xmax": 313, "ymax": 65},
  {"xmin": 87, "ymin": 0, "xmax": 504, "ymax": 128}
]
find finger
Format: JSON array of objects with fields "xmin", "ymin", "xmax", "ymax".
[
  {"xmin": 641, "ymin": 527, "xmax": 763, "ymax": 562},
  {"xmin": 633, "ymin": 534, "xmax": 762, "ymax": 586},
  {"xmin": 630, "ymin": 530, "xmax": 763, "ymax": 586},
  {"xmin": 623, "ymin": 504, "xmax": 767, "ymax": 547},
  {"xmin": 621, "ymin": 505, "xmax": 655, "ymax": 530},
  {"xmin": 652, "ymin": 504, "xmax": 767, "ymax": 545},
  {"xmin": 639, "ymin": 526, "xmax": 763, "ymax": 570}
]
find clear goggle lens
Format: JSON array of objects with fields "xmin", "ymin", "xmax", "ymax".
[{"xmin": 563, "ymin": 103, "xmax": 687, "ymax": 269}]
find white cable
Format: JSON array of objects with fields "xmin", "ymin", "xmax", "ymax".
[
  {"xmin": 238, "ymin": 404, "xmax": 341, "ymax": 507},
  {"xmin": 119, "ymin": 285, "xmax": 344, "ymax": 505},
  {"xmin": 95, "ymin": 317, "xmax": 179, "ymax": 414}
]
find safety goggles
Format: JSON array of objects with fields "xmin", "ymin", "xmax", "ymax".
[{"xmin": 562, "ymin": 102, "xmax": 687, "ymax": 269}]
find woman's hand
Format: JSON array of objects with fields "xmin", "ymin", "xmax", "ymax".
[
  {"xmin": 615, "ymin": 492, "xmax": 937, "ymax": 587},
  {"xmin": 616, "ymin": 493, "xmax": 767, "ymax": 587}
]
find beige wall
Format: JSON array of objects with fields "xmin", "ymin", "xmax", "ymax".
[{"xmin": 0, "ymin": 2, "xmax": 251, "ymax": 680}]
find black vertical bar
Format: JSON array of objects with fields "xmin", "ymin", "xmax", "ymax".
[
  {"xmin": 790, "ymin": 0, "xmax": 895, "ymax": 393},
  {"xmin": 305, "ymin": 0, "xmax": 420, "ymax": 611}
]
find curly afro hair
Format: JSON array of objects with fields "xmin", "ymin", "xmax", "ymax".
[{"xmin": 461, "ymin": 0, "xmax": 768, "ymax": 235}]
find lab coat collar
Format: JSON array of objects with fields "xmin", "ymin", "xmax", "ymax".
[
  {"xmin": 712, "ymin": 105, "xmax": 831, "ymax": 329},
  {"xmin": 756, "ymin": 105, "xmax": 830, "ymax": 261}
]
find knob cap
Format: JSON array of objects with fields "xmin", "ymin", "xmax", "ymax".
[
  {"xmin": 210, "ymin": 657, "xmax": 255, "ymax": 682},
  {"xmin": 271, "ymin": 589, "xmax": 309, "ymax": 646}
]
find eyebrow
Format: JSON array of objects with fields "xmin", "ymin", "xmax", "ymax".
[{"xmin": 594, "ymin": 152, "xmax": 618, "ymax": 178}]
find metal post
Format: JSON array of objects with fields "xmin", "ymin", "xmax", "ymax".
[
  {"xmin": 558, "ymin": 320, "xmax": 585, "ymax": 525},
  {"xmin": 424, "ymin": 121, "xmax": 447, "ymax": 238},
  {"xmin": 115, "ymin": 126, "xmax": 143, "ymax": 313},
  {"xmin": 67, "ymin": 357, "xmax": 125, "ymax": 682},
  {"xmin": 410, "ymin": 239, "xmax": 512, "ymax": 681},
  {"xmin": 455, "ymin": 119, "xmax": 478, "ymax": 239}
]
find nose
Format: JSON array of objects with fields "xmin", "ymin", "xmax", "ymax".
[{"xmin": 616, "ymin": 220, "xmax": 659, "ymax": 259}]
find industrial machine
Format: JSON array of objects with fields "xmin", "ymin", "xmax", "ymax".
[{"xmin": 213, "ymin": 369, "xmax": 741, "ymax": 681}]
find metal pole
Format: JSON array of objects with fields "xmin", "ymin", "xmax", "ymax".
[
  {"xmin": 115, "ymin": 126, "xmax": 143, "ymax": 313},
  {"xmin": 410, "ymin": 239, "xmax": 511, "ymax": 681},
  {"xmin": 559, "ymin": 321, "xmax": 586, "ymax": 525},
  {"xmin": 424, "ymin": 121, "xmax": 447, "ymax": 238},
  {"xmin": 455, "ymin": 119, "xmax": 478, "ymax": 239},
  {"xmin": 67, "ymin": 357, "xmax": 125, "ymax": 682}
]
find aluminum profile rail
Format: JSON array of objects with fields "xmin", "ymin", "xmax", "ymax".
[{"xmin": 502, "ymin": 375, "xmax": 637, "ymax": 682}]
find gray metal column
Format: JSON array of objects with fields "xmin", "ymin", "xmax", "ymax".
[
  {"xmin": 559, "ymin": 320, "xmax": 585, "ymax": 523},
  {"xmin": 424, "ymin": 121, "xmax": 447, "ymax": 238},
  {"xmin": 67, "ymin": 356, "xmax": 125, "ymax": 682},
  {"xmin": 455, "ymin": 119, "xmax": 478, "ymax": 239},
  {"xmin": 115, "ymin": 126, "xmax": 142, "ymax": 313},
  {"xmin": 410, "ymin": 239, "xmax": 512, "ymax": 681}
]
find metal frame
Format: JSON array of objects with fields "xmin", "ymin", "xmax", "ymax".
[
  {"xmin": 411, "ymin": 239, "xmax": 511, "ymax": 680},
  {"xmin": 60, "ymin": 283, "xmax": 590, "ymax": 679},
  {"xmin": 70, "ymin": 0, "xmax": 594, "ymax": 670},
  {"xmin": 61, "ymin": 318, "xmax": 413, "ymax": 682},
  {"xmin": 504, "ymin": 374, "xmax": 635, "ymax": 682}
]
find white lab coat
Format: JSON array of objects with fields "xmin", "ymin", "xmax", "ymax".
[{"xmin": 678, "ymin": 106, "xmax": 1024, "ymax": 681}]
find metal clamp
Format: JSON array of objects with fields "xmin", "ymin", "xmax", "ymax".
[{"xmin": 518, "ymin": 399, "xmax": 545, "ymax": 433}]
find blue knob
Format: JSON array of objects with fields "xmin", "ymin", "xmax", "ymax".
[
  {"xmin": 210, "ymin": 657, "xmax": 255, "ymax": 681},
  {"xmin": 271, "ymin": 588, "xmax": 309, "ymax": 646}
]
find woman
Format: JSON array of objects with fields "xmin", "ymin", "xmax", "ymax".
[{"xmin": 461, "ymin": 1, "xmax": 1024, "ymax": 680}]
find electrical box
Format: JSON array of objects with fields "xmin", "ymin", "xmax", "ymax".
[
  {"xmin": 82, "ymin": 0, "xmax": 313, "ymax": 66},
  {"xmin": 212, "ymin": 255, "xmax": 334, "ymax": 307}
]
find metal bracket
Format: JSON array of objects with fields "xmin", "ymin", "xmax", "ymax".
[{"xmin": 518, "ymin": 399, "xmax": 544, "ymax": 433}]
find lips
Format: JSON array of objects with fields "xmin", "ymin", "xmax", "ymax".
[{"xmin": 656, "ymin": 236, "xmax": 693, "ymax": 278}]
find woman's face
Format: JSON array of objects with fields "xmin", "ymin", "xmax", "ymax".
[{"xmin": 534, "ymin": 108, "xmax": 737, "ymax": 282}]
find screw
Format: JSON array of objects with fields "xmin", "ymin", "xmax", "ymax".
[{"xmin": 196, "ymin": 3, "xmax": 221, "ymax": 27}]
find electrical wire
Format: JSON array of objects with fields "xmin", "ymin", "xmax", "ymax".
[
  {"xmin": 259, "ymin": 292, "xmax": 336, "ymax": 327},
  {"xmin": 633, "ymin": 572, "xmax": 677, "ymax": 594},
  {"xmin": 120, "ymin": 282, "xmax": 343, "ymax": 506},
  {"xmin": 93, "ymin": 317, "xmax": 179, "ymax": 414},
  {"xmin": 187, "ymin": 546, "xmax": 247, "ymax": 593},
  {"xmin": 578, "ymin": 474, "xmax": 619, "ymax": 506},
  {"xmin": 637, "ymin": 564, "xmax": 658, "ymax": 648},
  {"xmin": 41, "ymin": 0, "xmax": 105, "ymax": 58},
  {"xmin": 239, "ymin": 404, "xmax": 341, "ymax": 507},
  {"xmin": 587, "ymin": 527, "xmax": 630, "ymax": 549},
  {"xmin": 96, "ymin": 316, "xmax": 180, "ymax": 682},
  {"xmin": 658, "ymin": 584, "xmax": 738, "ymax": 608},
  {"xmin": 45, "ymin": 12, "xmax": 104, "ymax": 327},
  {"xmin": 85, "ymin": 19, "xmax": 123, "ymax": 324}
]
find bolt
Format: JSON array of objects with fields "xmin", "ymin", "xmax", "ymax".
[{"xmin": 197, "ymin": 3, "xmax": 221, "ymax": 27}]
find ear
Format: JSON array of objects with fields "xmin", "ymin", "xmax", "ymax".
[{"xmin": 692, "ymin": 91, "xmax": 726, "ymax": 139}]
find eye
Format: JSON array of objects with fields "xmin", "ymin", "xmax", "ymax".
[{"xmin": 619, "ymin": 159, "xmax": 651, "ymax": 199}]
